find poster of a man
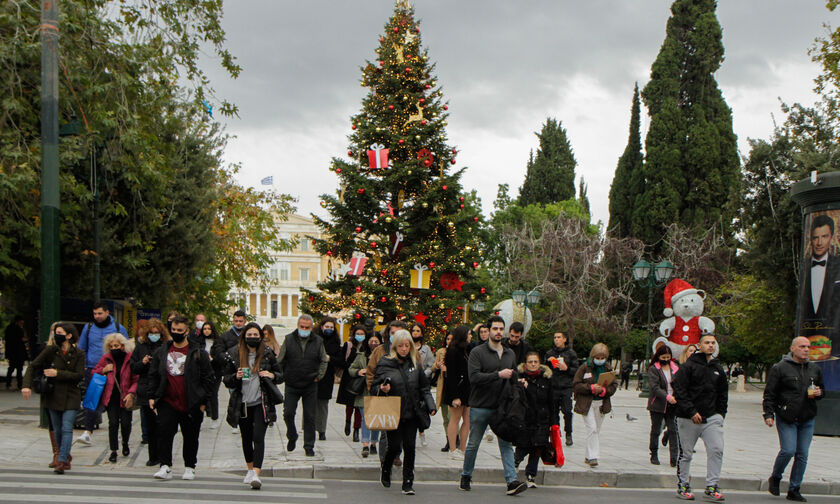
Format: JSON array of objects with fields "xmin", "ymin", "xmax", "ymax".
[{"xmin": 798, "ymin": 212, "xmax": 840, "ymax": 361}]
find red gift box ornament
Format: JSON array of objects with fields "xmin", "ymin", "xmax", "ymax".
[
  {"xmin": 347, "ymin": 252, "xmax": 368, "ymax": 277},
  {"xmin": 367, "ymin": 143, "xmax": 389, "ymax": 169}
]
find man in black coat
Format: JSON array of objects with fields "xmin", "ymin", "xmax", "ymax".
[
  {"xmin": 763, "ymin": 336, "xmax": 824, "ymax": 502},
  {"xmin": 503, "ymin": 322, "xmax": 534, "ymax": 366},
  {"xmin": 544, "ymin": 331, "xmax": 578, "ymax": 446},
  {"xmin": 4, "ymin": 316, "xmax": 27, "ymax": 390},
  {"xmin": 276, "ymin": 314, "xmax": 327, "ymax": 457}
]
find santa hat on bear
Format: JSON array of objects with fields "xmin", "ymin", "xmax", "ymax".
[{"xmin": 663, "ymin": 278, "xmax": 698, "ymax": 317}]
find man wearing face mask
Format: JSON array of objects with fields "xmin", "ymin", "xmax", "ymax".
[
  {"xmin": 212, "ymin": 310, "xmax": 247, "ymax": 432},
  {"xmin": 130, "ymin": 319, "xmax": 170, "ymax": 466},
  {"xmin": 76, "ymin": 301, "xmax": 128, "ymax": 446},
  {"xmin": 276, "ymin": 314, "xmax": 328, "ymax": 457},
  {"xmin": 148, "ymin": 316, "xmax": 215, "ymax": 481},
  {"xmin": 190, "ymin": 314, "xmax": 207, "ymax": 346}
]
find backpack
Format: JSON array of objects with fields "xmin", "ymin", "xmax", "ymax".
[{"xmin": 489, "ymin": 378, "xmax": 528, "ymax": 443}]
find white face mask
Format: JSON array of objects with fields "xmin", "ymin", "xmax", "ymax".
[
  {"xmin": 593, "ymin": 358, "xmax": 606, "ymax": 366},
  {"xmin": 195, "ymin": 321, "xmax": 205, "ymax": 330}
]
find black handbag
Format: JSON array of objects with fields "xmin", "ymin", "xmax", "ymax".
[
  {"xmin": 346, "ymin": 375, "xmax": 366, "ymax": 396},
  {"xmin": 33, "ymin": 372, "xmax": 54, "ymax": 395},
  {"xmin": 260, "ymin": 377, "xmax": 284, "ymax": 404}
]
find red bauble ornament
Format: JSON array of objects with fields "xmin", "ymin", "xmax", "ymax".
[
  {"xmin": 355, "ymin": 286, "xmax": 362, "ymax": 293},
  {"xmin": 443, "ymin": 105, "xmax": 449, "ymax": 110},
  {"xmin": 459, "ymin": 196, "xmax": 465, "ymax": 202},
  {"xmin": 351, "ymin": 124, "xmax": 357, "ymax": 130},
  {"xmin": 431, "ymin": 294, "xmax": 436, "ymax": 299},
  {"xmin": 450, "ymin": 159, "xmax": 456, "ymax": 165},
  {"xmin": 348, "ymin": 150, "xmax": 353, "ymax": 156},
  {"xmin": 350, "ymin": 299, "xmax": 356, "ymax": 305},
  {"xmin": 358, "ymin": 188, "xmax": 366, "ymax": 195},
  {"xmin": 425, "ymin": 84, "xmax": 431, "ymax": 89},
  {"xmin": 429, "ymin": 262, "xmax": 436, "ymax": 268},
  {"xmin": 355, "ymin": 313, "xmax": 361, "ymax": 319},
  {"xmin": 442, "ymin": 185, "xmax": 448, "ymax": 190},
  {"xmin": 370, "ymin": 241, "xmax": 378, "ymax": 248},
  {"xmin": 419, "ymin": 98, "xmax": 425, "ymax": 104},
  {"xmin": 393, "ymin": 27, "xmax": 399, "ymax": 33},
  {"xmin": 472, "ymin": 262, "xmax": 479, "ymax": 268},
  {"xmin": 355, "ymin": 226, "xmax": 362, "ymax": 233},
  {"xmin": 336, "ymin": 168, "xmax": 342, "ymax": 174},
  {"xmin": 460, "ymin": 204, "xmax": 464, "ymax": 209},
  {"xmin": 480, "ymin": 287, "xmax": 486, "ymax": 294},
  {"xmin": 311, "ymin": 240, "xmax": 317, "ymax": 245},
  {"xmin": 379, "ymin": 60, "xmax": 384, "ymax": 67},
  {"xmin": 380, "ymin": 296, "xmax": 387, "ymax": 303},
  {"xmin": 421, "ymin": 120, "xmax": 427, "ymax": 125},
  {"xmin": 380, "ymin": 36, "xmax": 385, "ymax": 42},
  {"xmin": 326, "ymin": 251, "xmax": 333, "ymax": 256},
  {"xmin": 388, "ymin": 105, "xmax": 394, "ymax": 110},
  {"xmin": 452, "ymin": 148, "xmax": 458, "ymax": 154},
  {"xmin": 308, "ymin": 296, "xmax": 314, "ymax": 301},
  {"xmin": 381, "ymin": 269, "xmax": 388, "ymax": 275},
  {"xmin": 473, "ymin": 216, "xmax": 479, "ymax": 222},
  {"xmin": 405, "ymin": 67, "xmax": 411, "ymax": 73},
  {"xmin": 398, "ymin": 139, "xmax": 405, "ymax": 144}
]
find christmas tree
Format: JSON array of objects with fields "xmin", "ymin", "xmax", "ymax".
[{"xmin": 301, "ymin": 1, "xmax": 488, "ymax": 338}]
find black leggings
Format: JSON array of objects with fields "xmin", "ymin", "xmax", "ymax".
[
  {"xmin": 384, "ymin": 418, "xmax": 418, "ymax": 482},
  {"xmin": 239, "ymin": 404, "xmax": 268, "ymax": 469},
  {"xmin": 106, "ymin": 393, "xmax": 132, "ymax": 451}
]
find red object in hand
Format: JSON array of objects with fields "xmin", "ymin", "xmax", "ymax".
[
  {"xmin": 548, "ymin": 357, "xmax": 559, "ymax": 369},
  {"xmin": 550, "ymin": 425, "xmax": 565, "ymax": 467}
]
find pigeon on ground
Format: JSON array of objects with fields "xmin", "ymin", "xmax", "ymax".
[{"xmin": 626, "ymin": 413, "xmax": 638, "ymax": 422}]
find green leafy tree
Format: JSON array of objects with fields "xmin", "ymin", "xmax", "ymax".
[
  {"xmin": 301, "ymin": 3, "xmax": 487, "ymax": 339},
  {"xmin": 632, "ymin": 0, "xmax": 739, "ymax": 250},
  {"xmin": 518, "ymin": 118, "xmax": 577, "ymax": 205},
  {"xmin": 608, "ymin": 83, "xmax": 644, "ymax": 239},
  {"xmin": 0, "ymin": 1, "xmax": 293, "ymax": 320}
]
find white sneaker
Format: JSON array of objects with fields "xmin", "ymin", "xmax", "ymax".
[
  {"xmin": 449, "ymin": 450, "xmax": 464, "ymax": 460},
  {"xmin": 209, "ymin": 419, "xmax": 221, "ymax": 430},
  {"xmin": 243, "ymin": 469, "xmax": 255, "ymax": 485},
  {"xmin": 231, "ymin": 426, "xmax": 239, "ymax": 434},
  {"xmin": 153, "ymin": 465, "xmax": 172, "ymax": 480},
  {"xmin": 250, "ymin": 475, "xmax": 262, "ymax": 490},
  {"xmin": 182, "ymin": 467, "xmax": 195, "ymax": 480},
  {"xmin": 419, "ymin": 432, "xmax": 428, "ymax": 447},
  {"xmin": 76, "ymin": 432, "xmax": 92, "ymax": 445}
]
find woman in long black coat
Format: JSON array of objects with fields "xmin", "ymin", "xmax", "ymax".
[
  {"xmin": 514, "ymin": 351, "xmax": 558, "ymax": 488},
  {"xmin": 335, "ymin": 325, "xmax": 365, "ymax": 441},
  {"xmin": 316, "ymin": 317, "xmax": 344, "ymax": 440}
]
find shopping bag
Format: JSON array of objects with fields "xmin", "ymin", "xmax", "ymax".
[
  {"xmin": 550, "ymin": 424, "xmax": 565, "ymax": 467},
  {"xmin": 364, "ymin": 395, "xmax": 401, "ymax": 431},
  {"xmin": 82, "ymin": 373, "xmax": 107, "ymax": 411}
]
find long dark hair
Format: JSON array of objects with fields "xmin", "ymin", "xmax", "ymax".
[
  {"xmin": 202, "ymin": 321, "xmax": 218, "ymax": 340},
  {"xmin": 364, "ymin": 332, "xmax": 382, "ymax": 357},
  {"xmin": 351, "ymin": 325, "xmax": 368, "ymax": 349},
  {"xmin": 238, "ymin": 322, "xmax": 265, "ymax": 372},
  {"xmin": 410, "ymin": 322, "xmax": 426, "ymax": 343},
  {"xmin": 650, "ymin": 344, "xmax": 673, "ymax": 369},
  {"xmin": 445, "ymin": 325, "xmax": 470, "ymax": 367}
]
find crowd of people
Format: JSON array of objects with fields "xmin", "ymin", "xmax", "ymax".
[{"xmin": 5, "ymin": 305, "xmax": 826, "ymax": 500}]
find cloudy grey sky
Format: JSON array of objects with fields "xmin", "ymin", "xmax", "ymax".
[{"xmin": 206, "ymin": 1, "xmax": 833, "ymax": 226}]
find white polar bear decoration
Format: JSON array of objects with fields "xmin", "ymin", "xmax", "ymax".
[{"xmin": 653, "ymin": 278, "xmax": 716, "ymax": 360}]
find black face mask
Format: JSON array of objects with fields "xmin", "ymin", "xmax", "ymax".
[
  {"xmin": 53, "ymin": 334, "xmax": 66, "ymax": 346},
  {"xmin": 111, "ymin": 349, "xmax": 125, "ymax": 360},
  {"xmin": 412, "ymin": 336, "xmax": 422, "ymax": 343},
  {"xmin": 171, "ymin": 332, "xmax": 187, "ymax": 343},
  {"xmin": 245, "ymin": 338, "xmax": 261, "ymax": 348}
]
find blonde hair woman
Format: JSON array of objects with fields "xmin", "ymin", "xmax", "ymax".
[
  {"xmin": 572, "ymin": 343, "xmax": 618, "ymax": 467},
  {"xmin": 93, "ymin": 332, "xmax": 138, "ymax": 463},
  {"xmin": 371, "ymin": 329, "xmax": 436, "ymax": 495}
]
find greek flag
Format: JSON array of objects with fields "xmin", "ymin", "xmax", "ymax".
[{"xmin": 260, "ymin": 176, "xmax": 273, "ymax": 185}]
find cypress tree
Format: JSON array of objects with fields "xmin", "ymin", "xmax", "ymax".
[
  {"xmin": 518, "ymin": 118, "xmax": 576, "ymax": 205},
  {"xmin": 608, "ymin": 83, "xmax": 644, "ymax": 238},
  {"xmin": 632, "ymin": 0, "xmax": 739, "ymax": 247}
]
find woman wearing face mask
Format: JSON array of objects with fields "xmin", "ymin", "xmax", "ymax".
[
  {"xmin": 22, "ymin": 322, "xmax": 84, "ymax": 474},
  {"xmin": 572, "ymin": 343, "xmax": 618, "ymax": 468},
  {"xmin": 93, "ymin": 333, "xmax": 138, "ymax": 463},
  {"xmin": 372, "ymin": 330, "xmax": 437, "ymax": 495},
  {"xmin": 315, "ymin": 317, "xmax": 343, "ymax": 441},
  {"xmin": 647, "ymin": 345, "xmax": 680, "ymax": 467},
  {"xmin": 336, "ymin": 325, "xmax": 364, "ymax": 442},
  {"xmin": 223, "ymin": 322, "xmax": 283, "ymax": 490},
  {"xmin": 410, "ymin": 323, "xmax": 435, "ymax": 446},
  {"xmin": 200, "ymin": 321, "xmax": 223, "ymax": 429},
  {"xmin": 130, "ymin": 319, "xmax": 170, "ymax": 466},
  {"xmin": 444, "ymin": 325, "xmax": 471, "ymax": 458},
  {"xmin": 514, "ymin": 351, "xmax": 558, "ymax": 488},
  {"xmin": 349, "ymin": 330, "xmax": 381, "ymax": 457}
]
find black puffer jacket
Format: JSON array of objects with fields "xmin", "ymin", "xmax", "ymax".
[
  {"xmin": 672, "ymin": 351, "xmax": 728, "ymax": 420},
  {"xmin": 543, "ymin": 345, "xmax": 579, "ymax": 392},
  {"xmin": 371, "ymin": 355, "xmax": 436, "ymax": 423},
  {"xmin": 515, "ymin": 364, "xmax": 558, "ymax": 448},
  {"xmin": 211, "ymin": 327, "xmax": 240, "ymax": 364},
  {"xmin": 318, "ymin": 331, "xmax": 344, "ymax": 400},
  {"xmin": 763, "ymin": 354, "xmax": 824, "ymax": 423},
  {"xmin": 223, "ymin": 346, "xmax": 283, "ymax": 426},
  {"xmin": 147, "ymin": 341, "xmax": 215, "ymax": 411},
  {"xmin": 130, "ymin": 338, "xmax": 165, "ymax": 402}
]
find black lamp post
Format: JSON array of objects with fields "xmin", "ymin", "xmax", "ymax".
[{"xmin": 632, "ymin": 259, "xmax": 675, "ymax": 397}]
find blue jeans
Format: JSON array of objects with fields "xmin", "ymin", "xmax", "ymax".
[
  {"xmin": 48, "ymin": 409, "xmax": 76, "ymax": 463},
  {"xmin": 772, "ymin": 418, "xmax": 815, "ymax": 490},
  {"xmin": 359, "ymin": 407, "xmax": 380, "ymax": 444},
  {"xmin": 461, "ymin": 407, "xmax": 516, "ymax": 483}
]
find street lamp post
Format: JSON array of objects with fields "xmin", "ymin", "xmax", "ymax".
[
  {"xmin": 632, "ymin": 259, "xmax": 675, "ymax": 397},
  {"xmin": 511, "ymin": 289, "xmax": 541, "ymax": 332}
]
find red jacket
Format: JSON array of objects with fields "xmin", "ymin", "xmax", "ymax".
[{"xmin": 93, "ymin": 351, "xmax": 138, "ymax": 408}]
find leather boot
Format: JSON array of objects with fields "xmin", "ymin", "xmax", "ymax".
[
  {"xmin": 353, "ymin": 428, "xmax": 360, "ymax": 442},
  {"xmin": 344, "ymin": 419, "xmax": 351, "ymax": 436},
  {"xmin": 48, "ymin": 431, "xmax": 59, "ymax": 468}
]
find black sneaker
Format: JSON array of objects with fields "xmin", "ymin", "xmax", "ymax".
[
  {"xmin": 441, "ymin": 441, "xmax": 450, "ymax": 452},
  {"xmin": 703, "ymin": 485, "xmax": 725, "ymax": 501},
  {"xmin": 459, "ymin": 475, "xmax": 471, "ymax": 491},
  {"xmin": 305, "ymin": 448, "xmax": 315, "ymax": 457},
  {"xmin": 318, "ymin": 432, "xmax": 326, "ymax": 441},
  {"xmin": 506, "ymin": 480, "xmax": 527, "ymax": 496},
  {"xmin": 380, "ymin": 467, "xmax": 391, "ymax": 488},
  {"xmin": 362, "ymin": 446, "xmax": 369, "ymax": 458},
  {"xmin": 287, "ymin": 438, "xmax": 296, "ymax": 452},
  {"xmin": 786, "ymin": 488, "xmax": 807, "ymax": 502},
  {"xmin": 768, "ymin": 476, "xmax": 781, "ymax": 496},
  {"xmin": 402, "ymin": 480, "xmax": 415, "ymax": 495},
  {"xmin": 650, "ymin": 453, "xmax": 660, "ymax": 465},
  {"xmin": 526, "ymin": 474, "xmax": 537, "ymax": 488},
  {"xmin": 122, "ymin": 444, "xmax": 130, "ymax": 457},
  {"xmin": 370, "ymin": 445, "xmax": 378, "ymax": 455},
  {"xmin": 108, "ymin": 451, "xmax": 117, "ymax": 463},
  {"xmin": 565, "ymin": 434, "xmax": 573, "ymax": 446}
]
